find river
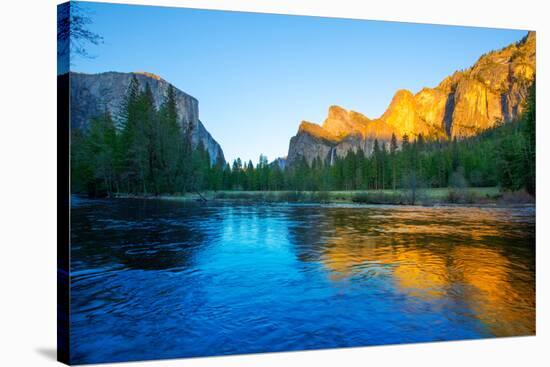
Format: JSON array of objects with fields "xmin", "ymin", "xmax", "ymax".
[{"xmin": 69, "ymin": 197, "xmax": 535, "ymax": 364}]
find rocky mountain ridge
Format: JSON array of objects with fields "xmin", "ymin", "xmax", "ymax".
[
  {"xmin": 287, "ymin": 31, "xmax": 535, "ymax": 166},
  {"xmin": 70, "ymin": 71, "xmax": 225, "ymax": 165}
]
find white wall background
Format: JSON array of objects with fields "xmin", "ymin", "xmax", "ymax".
[{"xmin": 0, "ymin": 0, "xmax": 547, "ymax": 366}]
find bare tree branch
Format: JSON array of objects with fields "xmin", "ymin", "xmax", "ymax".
[{"xmin": 57, "ymin": 2, "xmax": 103, "ymax": 60}]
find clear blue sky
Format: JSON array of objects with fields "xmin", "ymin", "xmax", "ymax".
[{"xmin": 73, "ymin": 1, "xmax": 528, "ymax": 164}]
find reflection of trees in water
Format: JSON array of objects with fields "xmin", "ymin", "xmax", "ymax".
[
  {"xmin": 289, "ymin": 206, "xmax": 535, "ymax": 336},
  {"xmin": 71, "ymin": 199, "xmax": 223, "ymax": 271},
  {"xmin": 284, "ymin": 206, "xmax": 336, "ymax": 264},
  {"xmin": 72, "ymin": 202, "xmax": 535, "ymax": 336}
]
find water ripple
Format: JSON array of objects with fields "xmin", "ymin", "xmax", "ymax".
[{"xmin": 69, "ymin": 199, "xmax": 535, "ymax": 364}]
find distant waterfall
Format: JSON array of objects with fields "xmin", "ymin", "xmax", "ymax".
[{"xmin": 329, "ymin": 147, "xmax": 337, "ymax": 166}]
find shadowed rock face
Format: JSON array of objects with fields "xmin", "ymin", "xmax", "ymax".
[
  {"xmin": 287, "ymin": 129, "xmax": 336, "ymax": 166},
  {"xmin": 287, "ymin": 32, "xmax": 535, "ymax": 166},
  {"xmin": 69, "ymin": 71, "xmax": 225, "ymax": 165}
]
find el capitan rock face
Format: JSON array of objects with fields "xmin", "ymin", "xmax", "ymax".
[
  {"xmin": 287, "ymin": 32, "xmax": 535, "ymax": 166},
  {"xmin": 70, "ymin": 71, "xmax": 225, "ymax": 165}
]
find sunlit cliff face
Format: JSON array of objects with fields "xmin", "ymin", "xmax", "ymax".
[
  {"xmin": 319, "ymin": 208, "xmax": 535, "ymax": 336},
  {"xmin": 134, "ymin": 71, "xmax": 163, "ymax": 80},
  {"xmin": 294, "ymin": 32, "xmax": 536, "ymax": 143}
]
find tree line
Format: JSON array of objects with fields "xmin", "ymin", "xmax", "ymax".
[
  {"xmin": 221, "ymin": 82, "xmax": 535, "ymax": 197},
  {"xmin": 71, "ymin": 75, "xmax": 223, "ymax": 196},
  {"xmin": 73, "ymin": 79, "xmax": 535, "ymax": 197},
  {"xmin": 224, "ymin": 81, "xmax": 535, "ymax": 196}
]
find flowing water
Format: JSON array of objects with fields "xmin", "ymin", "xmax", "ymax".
[{"xmin": 69, "ymin": 197, "xmax": 535, "ymax": 364}]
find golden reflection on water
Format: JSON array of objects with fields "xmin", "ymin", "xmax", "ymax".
[{"xmin": 321, "ymin": 207, "xmax": 535, "ymax": 337}]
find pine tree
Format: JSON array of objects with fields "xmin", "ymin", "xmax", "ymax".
[
  {"xmin": 390, "ymin": 133, "xmax": 398, "ymax": 190},
  {"xmin": 372, "ymin": 139, "xmax": 380, "ymax": 190},
  {"xmin": 141, "ymin": 83, "xmax": 158, "ymax": 193},
  {"xmin": 76, "ymin": 108, "xmax": 117, "ymax": 197},
  {"xmin": 380, "ymin": 142, "xmax": 388, "ymax": 189},
  {"xmin": 182, "ymin": 115, "xmax": 196, "ymax": 191},
  {"xmin": 522, "ymin": 80, "xmax": 536, "ymax": 195},
  {"xmin": 231, "ymin": 159, "xmax": 243, "ymax": 189},
  {"xmin": 158, "ymin": 84, "xmax": 183, "ymax": 193},
  {"xmin": 402, "ymin": 134, "xmax": 410, "ymax": 149},
  {"xmin": 355, "ymin": 148, "xmax": 365, "ymax": 189},
  {"xmin": 118, "ymin": 75, "xmax": 141, "ymax": 192}
]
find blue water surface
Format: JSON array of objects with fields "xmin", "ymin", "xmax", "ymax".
[{"xmin": 69, "ymin": 198, "xmax": 535, "ymax": 364}]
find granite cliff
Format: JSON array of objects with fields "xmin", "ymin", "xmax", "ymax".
[
  {"xmin": 287, "ymin": 31, "xmax": 535, "ymax": 166},
  {"xmin": 70, "ymin": 71, "xmax": 225, "ymax": 164}
]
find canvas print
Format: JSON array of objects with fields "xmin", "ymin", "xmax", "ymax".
[{"xmin": 57, "ymin": 1, "xmax": 536, "ymax": 365}]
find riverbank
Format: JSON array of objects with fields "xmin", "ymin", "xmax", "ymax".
[{"xmin": 114, "ymin": 187, "xmax": 534, "ymax": 206}]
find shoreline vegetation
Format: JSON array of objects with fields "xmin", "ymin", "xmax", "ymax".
[
  {"xmin": 71, "ymin": 76, "xmax": 535, "ymax": 203},
  {"xmin": 111, "ymin": 187, "xmax": 534, "ymax": 207}
]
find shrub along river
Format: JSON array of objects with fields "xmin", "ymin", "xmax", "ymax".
[{"xmin": 69, "ymin": 197, "xmax": 535, "ymax": 364}]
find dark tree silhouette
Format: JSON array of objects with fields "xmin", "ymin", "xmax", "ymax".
[{"xmin": 57, "ymin": 2, "xmax": 103, "ymax": 60}]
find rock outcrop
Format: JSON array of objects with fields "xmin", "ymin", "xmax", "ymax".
[
  {"xmin": 287, "ymin": 31, "xmax": 535, "ymax": 166},
  {"xmin": 70, "ymin": 71, "xmax": 225, "ymax": 165}
]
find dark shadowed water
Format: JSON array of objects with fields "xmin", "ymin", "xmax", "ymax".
[{"xmin": 69, "ymin": 197, "xmax": 535, "ymax": 364}]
